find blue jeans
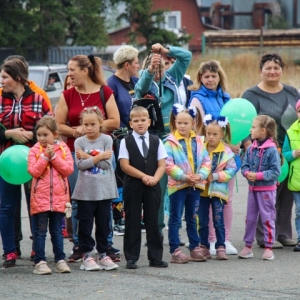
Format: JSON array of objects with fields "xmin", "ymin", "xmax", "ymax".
[
  {"xmin": 69, "ymin": 152, "xmax": 79, "ymax": 247},
  {"xmin": 168, "ymin": 187, "xmax": 200, "ymax": 253},
  {"xmin": 0, "ymin": 176, "xmax": 30, "ymax": 254},
  {"xmin": 199, "ymin": 196, "xmax": 225, "ymax": 250},
  {"xmin": 292, "ymin": 192, "xmax": 300, "ymax": 241},
  {"xmin": 32, "ymin": 211, "xmax": 65, "ymax": 264}
]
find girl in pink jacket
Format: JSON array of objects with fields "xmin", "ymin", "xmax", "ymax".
[{"xmin": 28, "ymin": 116, "xmax": 74, "ymax": 275}]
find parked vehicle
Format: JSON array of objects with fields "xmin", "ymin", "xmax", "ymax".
[{"xmin": 28, "ymin": 65, "xmax": 115, "ymax": 107}]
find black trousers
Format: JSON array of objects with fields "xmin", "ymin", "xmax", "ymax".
[
  {"xmin": 123, "ymin": 184, "xmax": 163, "ymax": 261},
  {"xmin": 76, "ymin": 200, "xmax": 111, "ymax": 254}
]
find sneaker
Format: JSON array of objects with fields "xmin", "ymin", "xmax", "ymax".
[
  {"xmin": 56, "ymin": 260, "xmax": 71, "ymax": 273},
  {"xmin": 33, "ymin": 261, "xmax": 52, "ymax": 275},
  {"xmin": 98, "ymin": 256, "xmax": 119, "ymax": 271},
  {"xmin": 2, "ymin": 250, "xmax": 20, "ymax": 260},
  {"xmin": 170, "ymin": 248, "xmax": 190, "ymax": 264},
  {"xmin": 30, "ymin": 251, "xmax": 35, "ymax": 262},
  {"xmin": 68, "ymin": 246, "xmax": 83, "ymax": 262},
  {"xmin": 200, "ymin": 245, "xmax": 212, "ymax": 259},
  {"xmin": 62, "ymin": 229, "xmax": 68, "ymax": 238},
  {"xmin": 225, "ymin": 241, "xmax": 238, "ymax": 255},
  {"xmin": 209, "ymin": 242, "xmax": 216, "ymax": 256},
  {"xmin": 80, "ymin": 256, "xmax": 100, "ymax": 271},
  {"xmin": 259, "ymin": 241, "xmax": 283, "ymax": 249},
  {"xmin": 279, "ymin": 238, "xmax": 297, "ymax": 246},
  {"xmin": 216, "ymin": 246, "xmax": 228, "ymax": 260},
  {"xmin": 262, "ymin": 248, "xmax": 274, "ymax": 260},
  {"xmin": 106, "ymin": 247, "xmax": 121, "ymax": 262},
  {"xmin": 190, "ymin": 246, "xmax": 207, "ymax": 262},
  {"xmin": 293, "ymin": 241, "xmax": 300, "ymax": 252},
  {"xmin": 238, "ymin": 246, "xmax": 254, "ymax": 259},
  {"xmin": 113, "ymin": 224, "xmax": 125, "ymax": 236},
  {"xmin": 3, "ymin": 252, "xmax": 17, "ymax": 268}
]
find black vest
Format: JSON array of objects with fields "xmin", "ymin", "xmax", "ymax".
[{"xmin": 124, "ymin": 134, "xmax": 160, "ymax": 190}]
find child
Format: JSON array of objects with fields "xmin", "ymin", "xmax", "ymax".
[
  {"xmin": 199, "ymin": 114, "xmax": 237, "ymax": 261},
  {"xmin": 119, "ymin": 106, "xmax": 168, "ymax": 269},
  {"xmin": 282, "ymin": 99, "xmax": 300, "ymax": 252},
  {"xmin": 72, "ymin": 106, "xmax": 119, "ymax": 271},
  {"xmin": 239, "ymin": 115, "xmax": 281, "ymax": 260},
  {"xmin": 164, "ymin": 104, "xmax": 211, "ymax": 263},
  {"xmin": 28, "ymin": 116, "xmax": 74, "ymax": 275}
]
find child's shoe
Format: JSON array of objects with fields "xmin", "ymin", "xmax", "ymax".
[
  {"xmin": 190, "ymin": 246, "xmax": 207, "ymax": 262},
  {"xmin": 225, "ymin": 241, "xmax": 238, "ymax": 255},
  {"xmin": 262, "ymin": 248, "xmax": 274, "ymax": 260},
  {"xmin": 200, "ymin": 245, "xmax": 212, "ymax": 259},
  {"xmin": 56, "ymin": 260, "xmax": 71, "ymax": 273},
  {"xmin": 216, "ymin": 246, "xmax": 228, "ymax": 260},
  {"xmin": 98, "ymin": 256, "xmax": 119, "ymax": 271},
  {"xmin": 170, "ymin": 248, "xmax": 189, "ymax": 264},
  {"xmin": 33, "ymin": 261, "xmax": 52, "ymax": 275},
  {"xmin": 293, "ymin": 241, "xmax": 300, "ymax": 252},
  {"xmin": 68, "ymin": 246, "xmax": 83, "ymax": 262},
  {"xmin": 238, "ymin": 246, "xmax": 253, "ymax": 259},
  {"xmin": 209, "ymin": 242, "xmax": 216, "ymax": 256},
  {"xmin": 106, "ymin": 247, "xmax": 121, "ymax": 262},
  {"xmin": 80, "ymin": 256, "xmax": 100, "ymax": 271},
  {"xmin": 3, "ymin": 252, "xmax": 17, "ymax": 268},
  {"xmin": 62, "ymin": 228, "xmax": 68, "ymax": 238}
]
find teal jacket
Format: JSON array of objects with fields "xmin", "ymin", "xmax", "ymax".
[{"xmin": 135, "ymin": 46, "xmax": 192, "ymax": 133}]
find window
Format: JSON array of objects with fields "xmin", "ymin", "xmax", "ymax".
[{"xmin": 165, "ymin": 11, "xmax": 181, "ymax": 32}]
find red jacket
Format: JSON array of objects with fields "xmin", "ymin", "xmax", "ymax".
[{"xmin": 28, "ymin": 141, "xmax": 74, "ymax": 215}]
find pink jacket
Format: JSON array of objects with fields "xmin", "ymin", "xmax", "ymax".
[{"xmin": 28, "ymin": 141, "xmax": 74, "ymax": 215}]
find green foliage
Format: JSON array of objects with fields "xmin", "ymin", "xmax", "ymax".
[
  {"xmin": 267, "ymin": 15, "xmax": 288, "ymax": 30},
  {"xmin": 111, "ymin": 0, "xmax": 191, "ymax": 50}
]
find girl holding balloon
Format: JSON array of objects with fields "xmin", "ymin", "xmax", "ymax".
[
  {"xmin": 0, "ymin": 58, "xmax": 50, "ymax": 268},
  {"xmin": 239, "ymin": 115, "xmax": 281, "ymax": 261},
  {"xmin": 188, "ymin": 60, "xmax": 240, "ymax": 255}
]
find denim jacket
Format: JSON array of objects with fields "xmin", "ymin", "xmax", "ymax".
[{"xmin": 241, "ymin": 138, "xmax": 281, "ymax": 191}]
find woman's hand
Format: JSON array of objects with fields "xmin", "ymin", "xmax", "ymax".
[
  {"xmin": 151, "ymin": 43, "xmax": 169, "ymax": 54},
  {"xmin": 227, "ymin": 143, "xmax": 240, "ymax": 155},
  {"xmin": 8, "ymin": 128, "xmax": 29, "ymax": 144},
  {"xmin": 72, "ymin": 126, "xmax": 85, "ymax": 138},
  {"xmin": 148, "ymin": 54, "xmax": 161, "ymax": 74}
]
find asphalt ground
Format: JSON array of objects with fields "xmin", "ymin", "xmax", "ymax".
[{"xmin": 0, "ymin": 173, "xmax": 299, "ymax": 300}]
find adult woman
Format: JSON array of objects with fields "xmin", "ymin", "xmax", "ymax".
[
  {"xmin": 55, "ymin": 54, "xmax": 120, "ymax": 262},
  {"xmin": 135, "ymin": 43, "xmax": 192, "ymax": 237},
  {"xmin": 107, "ymin": 45, "xmax": 140, "ymax": 128},
  {"xmin": 0, "ymin": 58, "xmax": 50, "ymax": 268},
  {"xmin": 188, "ymin": 60, "xmax": 238, "ymax": 255},
  {"xmin": 242, "ymin": 53, "xmax": 299, "ymax": 248},
  {"xmin": 107, "ymin": 45, "xmax": 140, "ymax": 237}
]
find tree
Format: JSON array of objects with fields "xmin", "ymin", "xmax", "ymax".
[{"xmin": 111, "ymin": 0, "xmax": 191, "ymax": 50}]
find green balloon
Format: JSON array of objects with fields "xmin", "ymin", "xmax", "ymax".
[
  {"xmin": 278, "ymin": 158, "xmax": 289, "ymax": 183},
  {"xmin": 0, "ymin": 145, "xmax": 32, "ymax": 185},
  {"xmin": 220, "ymin": 98, "xmax": 257, "ymax": 144}
]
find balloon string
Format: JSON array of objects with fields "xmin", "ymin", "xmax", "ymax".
[{"xmin": 0, "ymin": 123, "xmax": 6, "ymax": 130}]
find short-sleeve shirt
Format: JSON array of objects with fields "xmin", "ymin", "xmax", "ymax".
[
  {"xmin": 63, "ymin": 86, "xmax": 113, "ymax": 152},
  {"xmin": 118, "ymin": 130, "xmax": 167, "ymax": 161}
]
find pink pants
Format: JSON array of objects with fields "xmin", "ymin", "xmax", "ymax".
[{"xmin": 208, "ymin": 177, "xmax": 234, "ymax": 242}]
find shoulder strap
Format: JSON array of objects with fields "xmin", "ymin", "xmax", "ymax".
[{"xmin": 100, "ymin": 86, "xmax": 106, "ymax": 116}]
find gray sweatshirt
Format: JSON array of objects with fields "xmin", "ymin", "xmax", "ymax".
[{"xmin": 72, "ymin": 134, "xmax": 118, "ymax": 201}]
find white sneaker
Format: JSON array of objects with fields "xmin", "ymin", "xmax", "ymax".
[
  {"xmin": 209, "ymin": 242, "xmax": 216, "ymax": 256},
  {"xmin": 33, "ymin": 260, "xmax": 52, "ymax": 275},
  {"xmin": 80, "ymin": 256, "xmax": 100, "ymax": 271},
  {"xmin": 225, "ymin": 241, "xmax": 238, "ymax": 255},
  {"xmin": 98, "ymin": 256, "xmax": 119, "ymax": 271}
]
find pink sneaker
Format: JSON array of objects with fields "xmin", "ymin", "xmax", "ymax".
[
  {"xmin": 238, "ymin": 246, "xmax": 253, "ymax": 259},
  {"xmin": 262, "ymin": 248, "xmax": 274, "ymax": 261},
  {"xmin": 200, "ymin": 245, "xmax": 212, "ymax": 259},
  {"xmin": 170, "ymin": 248, "xmax": 189, "ymax": 264},
  {"xmin": 216, "ymin": 246, "xmax": 228, "ymax": 260},
  {"xmin": 80, "ymin": 256, "xmax": 100, "ymax": 271},
  {"xmin": 190, "ymin": 246, "xmax": 206, "ymax": 262},
  {"xmin": 98, "ymin": 256, "xmax": 119, "ymax": 271}
]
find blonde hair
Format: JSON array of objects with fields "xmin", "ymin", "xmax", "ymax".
[
  {"xmin": 204, "ymin": 120, "xmax": 232, "ymax": 144},
  {"xmin": 80, "ymin": 106, "xmax": 104, "ymax": 132},
  {"xmin": 113, "ymin": 45, "xmax": 139, "ymax": 69},
  {"xmin": 169, "ymin": 107, "xmax": 204, "ymax": 136},
  {"xmin": 130, "ymin": 106, "xmax": 149, "ymax": 119},
  {"xmin": 189, "ymin": 60, "xmax": 228, "ymax": 92},
  {"xmin": 36, "ymin": 116, "xmax": 58, "ymax": 135}
]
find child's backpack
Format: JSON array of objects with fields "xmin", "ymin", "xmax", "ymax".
[{"xmin": 131, "ymin": 92, "xmax": 164, "ymax": 132}]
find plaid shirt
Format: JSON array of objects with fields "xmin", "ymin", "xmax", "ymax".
[{"xmin": 0, "ymin": 85, "xmax": 50, "ymax": 154}]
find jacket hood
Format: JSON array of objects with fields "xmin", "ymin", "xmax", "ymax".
[{"xmin": 252, "ymin": 138, "xmax": 277, "ymax": 149}]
